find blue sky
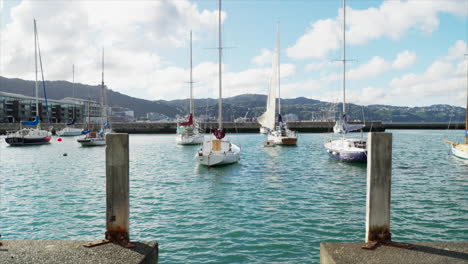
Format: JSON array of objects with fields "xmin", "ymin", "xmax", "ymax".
[{"xmin": 0, "ymin": 0, "xmax": 467, "ymax": 107}]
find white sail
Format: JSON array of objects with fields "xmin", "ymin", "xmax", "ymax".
[{"xmin": 258, "ymin": 32, "xmax": 279, "ymax": 130}]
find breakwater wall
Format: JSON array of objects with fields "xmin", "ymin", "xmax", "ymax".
[
  {"xmin": 383, "ymin": 122, "xmax": 465, "ymax": 130},
  {"xmin": 0, "ymin": 121, "xmax": 384, "ymax": 134},
  {"xmin": 1, "ymin": 121, "xmax": 465, "ymax": 135}
]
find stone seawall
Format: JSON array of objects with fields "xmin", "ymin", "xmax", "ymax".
[
  {"xmin": 0, "ymin": 121, "xmax": 385, "ymax": 134},
  {"xmin": 383, "ymin": 122, "xmax": 465, "ymax": 129}
]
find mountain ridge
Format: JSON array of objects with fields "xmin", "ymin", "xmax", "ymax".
[{"xmin": 0, "ymin": 76, "xmax": 465, "ymax": 122}]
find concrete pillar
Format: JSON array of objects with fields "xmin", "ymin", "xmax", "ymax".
[
  {"xmin": 105, "ymin": 133, "xmax": 131, "ymax": 246},
  {"xmin": 365, "ymin": 132, "xmax": 392, "ymax": 243}
]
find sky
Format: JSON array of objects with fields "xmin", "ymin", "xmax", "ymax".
[{"xmin": 0, "ymin": 0, "xmax": 467, "ymax": 107}]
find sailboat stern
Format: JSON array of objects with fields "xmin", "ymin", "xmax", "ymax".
[
  {"xmin": 196, "ymin": 140, "xmax": 240, "ymax": 166},
  {"xmin": 450, "ymin": 143, "xmax": 468, "ymax": 159},
  {"xmin": 324, "ymin": 139, "xmax": 367, "ymax": 163}
]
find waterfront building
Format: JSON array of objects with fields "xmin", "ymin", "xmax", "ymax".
[
  {"xmin": 111, "ymin": 106, "xmax": 135, "ymax": 122},
  {"xmin": 0, "ymin": 92, "xmax": 103, "ymax": 124}
]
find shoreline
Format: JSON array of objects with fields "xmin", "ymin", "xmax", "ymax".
[{"xmin": 0, "ymin": 121, "xmax": 465, "ymax": 135}]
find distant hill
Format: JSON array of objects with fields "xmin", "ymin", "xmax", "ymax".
[
  {"xmin": 0, "ymin": 76, "xmax": 465, "ymax": 122},
  {"xmin": 0, "ymin": 76, "xmax": 177, "ymax": 118}
]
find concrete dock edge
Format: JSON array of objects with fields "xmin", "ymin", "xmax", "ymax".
[
  {"xmin": 0, "ymin": 240, "xmax": 158, "ymax": 264},
  {"xmin": 320, "ymin": 242, "xmax": 468, "ymax": 264}
]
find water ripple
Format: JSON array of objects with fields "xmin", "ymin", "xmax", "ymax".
[{"xmin": 0, "ymin": 131, "xmax": 467, "ymax": 263}]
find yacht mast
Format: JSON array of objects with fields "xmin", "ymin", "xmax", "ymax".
[
  {"xmin": 342, "ymin": 0, "xmax": 346, "ymax": 117},
  {"xmin": 190, "ymin": 30, "xmax": 194, "ymax": 117},
  {"xmin": 465, "ymin": 54, "xmax": 468, "ymax": 144},
  {"xmin": 72, "ymin": 64, "xmax": 75, "ymax": 97},
  {"xmin": 34, "ymin": 19, "xmax": 39, "ymax": 119},
  {"xmin": 101, "ymin": 48, "xmax": 107, "ymax": 124},
  {"xmin": 72, "ymin": 64, "xmax": 75, "ymax": 120},
  {"xmin": 277, "ymin": 23, "xmax": 281, "ymax": 117},
  {"xmin": 218, "ymin": 0, "xmax": 223, "ymax": 130}
]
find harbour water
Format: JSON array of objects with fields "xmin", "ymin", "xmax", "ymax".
[{"xmin": 0, "ymin": 130, "xmax": 467, "ymax": 263}]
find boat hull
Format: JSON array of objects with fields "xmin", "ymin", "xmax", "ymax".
[
  {"xmin": 5, "ymin": 136, "xmax": 51, "ymax": 146},
  {"xmin": 176, "ymin": 133, "xmax": 204, "ymax": 145},
  {"xmin": 196, "ymin": 152, "xmax": 240, "ymax": 166},
  {"xmin": 57, "ymin": 128, "xmax": 83, "ymax": 136},
  {"xmin": 324, "ymin": 139, "xmax": 367, "ymax": 163},
  {"xmin": 451, "ymin": 144, "xmax": 468, "ymax": 159},
  {"xmin": 196, "ymin": 141, "xmax": 240, "ymax": 166},
  {"xmin": 326, "ymin": 149, "xmax": 367, "ymax": 163},
  {"xmin": 5, "ymin": 128, "xmax": 52, "ymax": 146},
  {"xmin": 77, "ymin": 137, "xmax": 106, "ymax": 146},
  {"xmin": 268, "ymin": 134, "xmax": 297, "ymax": 146},
  {"xmin": 263, "ymin": 140, "xmax": 276, "ymax": 147}
]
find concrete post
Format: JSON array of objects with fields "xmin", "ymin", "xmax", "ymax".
[
  {"xmin": 105, "ymin": 133, "xmax": 131, "ymax": 247},
  {"xmin": 365, "ymin": 132, "xmax": 392, "ymax": 243}
]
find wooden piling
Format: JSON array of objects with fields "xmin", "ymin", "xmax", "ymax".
[
  {"xmin": 365, "ymin": 132, "xmax": 392, "ymax": 243},
  {"xmin": 105, "ymin": 133, "xmax": 131, "ymax": 247}
]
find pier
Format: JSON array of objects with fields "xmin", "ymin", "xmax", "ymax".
[
  {"xmin": 0, "ymin": 134, "xmax": 158, "ymax": 263},
  {"xmin": 320, "ymin": 133, "xmax": 467, "ymax": 264},
  {"xmin": 320, "ymin": 242, "xmax": 468, "ymax": 264},
  {"xmin": 0, "ymin": 240, "xmax": 158, "ymax": 264}
]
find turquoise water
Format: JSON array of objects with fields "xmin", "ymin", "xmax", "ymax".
[{"xmin": 0, "ymin": 130, "xmax": 467, "ymax": 263}]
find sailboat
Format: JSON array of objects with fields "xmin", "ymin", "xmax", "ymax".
[
  {"xmin": 258, "ymin": 24, "xmax": 298, "ymax": 146},
  {"xmin": 196, "ymin": 0, "xmax": 241, "ymax": 166},
  {"xmin": 324, "ymin": 0, "xmax": 367, "ymax": 163},
  {"xmin": 77, "ymin": 49, "xmax": 110, "ymax": 146},
  {"xmin": 57, "ymin": 65, "xmax": 83, "ymax": 136},
  {"xmin": 444, "ymin": 57, "xmax": 468, "ymax": 159},
  {"xmin": 5, "ymin": 19, "xmax": 52, "ymax": 146},
  {"xmin": 176, "ymin": 31, "xmax": 204, "ymax": 145}
]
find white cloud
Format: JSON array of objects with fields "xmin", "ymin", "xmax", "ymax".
[
  {"xmin": 389, "ymin": 60, "xmax": 463, "ymax": 98},
  {"xmin": 0, "ymin": 0, "xmax": 223, "ymax": 99},
  {"xmin": 287, "ymin": 0, "xmax": 466, "ymax": 60},
  {"xmin": 444, "ymin": 40, "xmax": 468, "ymax": 61},
  {"xmin": 321, "ymin": 52, "xmax": 415, "ymax": 82},
  {"xmin": 287, "ymin": 19, "xmax": 340, "ymax": 60},
  {"xmin": 282, "ymin": 79, "xmax": 322, "ymax": 98},
  {"xmin": 145, "ymin": 62, "xmax": 296, "ymax": 100},
  {"xmin": 305, "ymin": 61, "xmax": 339, "ymax": 71},
  {"xmin": 314, "ymin": 40, "xmax": 465, "ymax": 106},
  {"xmin": 223, "ymin": 63, "xmax": 296, "ymax": 98},
  {"xmin": 348, "ymin": 56, "xmax": 390, "ymax": 80},
  {"xmin": 348, "ymin": 57, "xmax": 466, "ymax": 107},
  {"xmin": 251, "ymin": 49, "xmax": 273, "ymax": 66},
  {"xmin": 392, "ymin": 51, "xmax": 417, "ymax": 70}
]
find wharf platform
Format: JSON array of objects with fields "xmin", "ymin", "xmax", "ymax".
[
  {"xmin": 0, "ymin": 240, "xmax": 158, "ymax": 264},
  {"xmin": 320, "ymin": 242, "xmax": 468, "ymax": 264}
]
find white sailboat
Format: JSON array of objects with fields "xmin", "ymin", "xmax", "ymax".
[
  {"xmin": 57, "ymin": 64, "xmax": 83, "ymax": 136},
  {"xmin": 444, "ymin": 56, "xmax": 468, "ymax": 159},
  {"xmin": 176, "ymin": 31, "xmax": 204, "ymax": 145},
  {"xmin": 196, "ymin": 0, "xmax": 240, "ymax": 166},
  {"xmin": 5, "ymin": 19, "xmax": 52, "ymax": 146},
  {"xmin": 324, "ymin": 0, "xmax": 367, "ymax": 163},
  {"xmin": 259, "ymin": 127, "xmax": 269, "ymax": 134},
  {"xmin": 258, "ymin": 24, "xmax": 297, "ymax": 146},
  {"xmin": 77, "ymin": 49, "xmax": 109, "ymax": 146}
]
